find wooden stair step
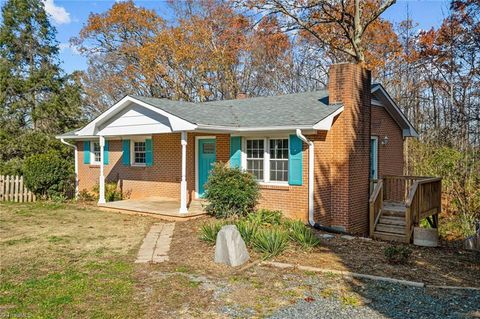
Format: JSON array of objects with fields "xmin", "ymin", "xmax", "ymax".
[
  {"xmin": 382, "ymin": 210, "xmax": 406, "ymax": 218},
  {"xmin": 383, "ymin": 202, "xmax": 406, "ymax": 211},
  {"xmin": 379, "ymin": 216, "xmax": 406, "ymax": 226},
  {"xmin": 375, "ymin": 223, "xmax": 405, "ymax": 234},
  {"xmin": 373, "ymin": 231, "xmax": 407, "ymax": 243}
]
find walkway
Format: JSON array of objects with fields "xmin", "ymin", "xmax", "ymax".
[{"xmin": 135, "ymin": 223, "xmax": 175, "ymax": 263}]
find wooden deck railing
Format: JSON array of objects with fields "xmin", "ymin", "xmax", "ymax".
[
  {"xmin": 369, "ymin": 179, "xmax": 383, "ymax": 237},
  {"xmin": 404, "ymin": 177, "xmax": 442, "ymax": 242},
  {"xmin": 382, "ymin": 175, "xmax": 431, "ymax": 203},
  {"xmin": 369, "ymin": 175, "xmax": 442, "ymax": 242}
]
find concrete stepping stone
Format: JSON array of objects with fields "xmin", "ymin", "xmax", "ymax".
[{"xmin": 135, "ymin": 222, "xmax": 175, "ymax": 263}]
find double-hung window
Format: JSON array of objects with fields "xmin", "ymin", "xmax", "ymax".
[
  {"xmin": 91, "ymin": 142, "xmax": 101, "ymax": 165},
  {"xmin": 133, "ymin": 141, "xmax": 146, "ymax": 165},
  {"xmin": 245, "ymin": 138, "xmax": 289, "ymax": 183},
  {"xmin": 246, "ymin": 139, "xmax": 264, "ymax": 180},
  {"xmin": 269, "ymin": 139, "xmax": 289, "ymax": 182}
]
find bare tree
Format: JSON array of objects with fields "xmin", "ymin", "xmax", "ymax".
[{"xmin": 247, "ymin": 0, "xmax": 396, "ymax": 64}]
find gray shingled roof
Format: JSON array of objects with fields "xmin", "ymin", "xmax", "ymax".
[{"xmin": 132, "ymin": 90, "xmax": 342, "ymax": 128}]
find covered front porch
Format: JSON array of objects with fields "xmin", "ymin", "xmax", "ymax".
[{"xmin": 98, "ymin": 196, "xmax": 206, "ymax": 220}]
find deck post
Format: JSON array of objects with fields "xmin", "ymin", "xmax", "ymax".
[
  {"xmin": 179, "ymin": 131, "xmax": 188, "ymax": 214},
  {"xmin": 98, "ymin": 136, "xmax": 106, "ymax": 204}
]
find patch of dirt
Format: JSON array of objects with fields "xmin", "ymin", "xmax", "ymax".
[{"xmin": 273, "ymin": 230, "xmax": 480, "ymax": 287}]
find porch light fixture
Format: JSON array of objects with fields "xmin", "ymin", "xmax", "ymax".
[{"xmin": 382, "ymin": 136, "xmax": 389, "ymax": 146}]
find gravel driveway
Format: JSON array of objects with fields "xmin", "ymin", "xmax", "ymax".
[{"xmin": 268, "ymin": 280, "xmax": 480, "ymax": 319}]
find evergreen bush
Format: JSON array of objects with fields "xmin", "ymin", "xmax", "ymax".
[
  {"xmin": 23, "ymin": 152, "xmax": 74, "ymax": 198},
  {"xmin": 203, "ymin": 163, "xmax": 260, "ymax": 218}
]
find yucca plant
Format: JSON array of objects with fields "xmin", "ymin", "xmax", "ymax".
[
  {"xmin": 199, "ymin": 221, "xmax": 224, "ymax": 244},
  {"xmin": 234, "ymin": 219, "xmax": 258, "ymax": 246},
  {"xmin": 247, "ymin": 209, "xmax": 283, "ymax": 226},
  {"xmin": 287, "ymin": 220, "xmax": 321, "ymax": 249},
  {"xmin": 252, "ymin": 227, "xmax": 289, "ymax": 258}
]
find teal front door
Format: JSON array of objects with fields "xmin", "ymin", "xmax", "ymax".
[{"xmin": 198, "ymin": 138, "xmax": 216, "ymax": 197}]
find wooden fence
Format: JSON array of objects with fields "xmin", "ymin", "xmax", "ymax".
[{"xmin": 0, "ymin": 175, "xmax": 36, "ymax": 202}]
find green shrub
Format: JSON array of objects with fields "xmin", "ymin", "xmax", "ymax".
[
  {"xmin": 203, "ymin": 163, "xmax": 260, "ymax": 219},
  {"xmin": 384, "ymin": 245, "xmax": 412, "ymax": 264},
  {"xmin": 78, "ymin": 189, "xmax": 96, "ymax": 202},
  {"xmin": 92, "ymin": 182, "xmax": 123, "ymax": 202},
  {"xmin": 247, "ymin": 209, "xmax": 283, "ymax": 226},
  {"xmin": 23, "ymin": 152, "xmax": 74, "ymax": 198},
  {"xmin": 234, "ymin": 219, "xmax": 258, "ymax": 246},
  {"xmin": 286, "ymin": 220, "xmax": 321, "ymax": 249},
  {"xmin": 253, "ymin": 227, "xmax": 289, "ymax": 258},
  {"xmin": 0, "ymin": 158, "xmax": 24, "ymax": 175},
  {"xmin": 200, "ymin": 221, "xmax": 224, "ymax": 244}
]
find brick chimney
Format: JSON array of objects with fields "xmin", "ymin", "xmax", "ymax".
[{"xmin": 327, "ymin": 63, "xmax": 371, "ymax": 235}]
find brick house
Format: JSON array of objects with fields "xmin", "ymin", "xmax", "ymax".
[{"xmin": 58, "ymin": 63, "xmax": 417, "ymax": 235}]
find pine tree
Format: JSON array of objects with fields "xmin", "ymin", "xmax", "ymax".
[{"xmin": 0, "ymin": 0, "xmax": 83, "ymax": 170}]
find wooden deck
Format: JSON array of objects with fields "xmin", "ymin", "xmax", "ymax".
[
  {"xmin": 369, "ymin": 176, "xmax": 442, "ymax": 243},
  {"xmin": 98, "ymin": 196, "xmax": 207, "ymax": 221}
]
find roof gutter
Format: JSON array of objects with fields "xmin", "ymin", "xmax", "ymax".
[
  {"xmin": 295, "ymin": 129, "xmax": 315, "ymax": 227},
  {"xmin": 60, "ymin": 138, "xmax": 78, "ymax": 198}
]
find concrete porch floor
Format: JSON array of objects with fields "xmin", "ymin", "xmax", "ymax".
[{"xmin": 98, "ymin": 196, "xmax": 207, "ymax": 221}]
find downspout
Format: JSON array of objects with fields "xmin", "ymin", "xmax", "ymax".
[
  {"xmin": 295, "ymin": 129, "xmax": 350, "ymax": 235},
  {"xmin": 61, "ymin": 138, "xmax": 78, "ymax": 199},
  {"xmin": 295, "ymin": 129, "xmax": 315, "ymax": 226}
]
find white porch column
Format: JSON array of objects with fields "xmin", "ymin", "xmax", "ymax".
[
  {"xmin": 179, "ymin": 131, "xmax": 188, "ymax": 214},
  {"xmin": 98, "ymin": 136, "xmax": 106, "ymax": 204}
]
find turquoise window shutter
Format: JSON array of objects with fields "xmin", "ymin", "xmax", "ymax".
[
  {"xmin": 103, "ymin": 140, "xmax": 109, "ymax": 165},
  {"xmin": 122, "ymin": 140, "xmax": 130, "ymax": 165},
  {"xmin": 83, "ymin": 141, "xmax": 91, "ymax": 164},
  {"xmin": 229, "ymin": 136, "xmax": 242, "ymax": 168},
  {"xmin": 288, "ymin": 135, "xmax": 303, "ymax": 186},
  {"xmin": 145, "ymin": 138, "xmax": 153, "ymax": 167}
]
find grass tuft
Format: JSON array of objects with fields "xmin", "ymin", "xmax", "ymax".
[
  {"xmin": 252, "ymin": 227, "xmax": 289, "ymax": 258},
  {"xmin": 233, "ymin": 219, "xmax": 258, "ymax": 246},
  {"xmin": 285, "ymin": 220, "xmax": 321, "ymax": 249},
  {"xmin": 199, "ymin": 221, "xmax": 224, "ymax": 244}
]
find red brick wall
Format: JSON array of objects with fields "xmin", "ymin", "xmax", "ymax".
[
  {"xmin": 320, "ymin": 63, "xmax": 372, "ymax": 235},
  {"xmin": 77, "ymin": 133, "xmax": 229, "ymax": 204},
  {"xmin": 77, "ymin": 132, "xmax": 309, "ymax": 220},
  {"xmin": 257, "ymin": 143, "xmax": 309, "ymax": 221},
  {"xmin": 371, "ymin": 106, "xmax": 404, "ymax": 176}
]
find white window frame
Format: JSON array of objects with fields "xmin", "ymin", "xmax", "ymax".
[
  {"xmin": 268, "ymin": 138, "xmax": 289, "ymax": 183},
  {"xmin": 130, "ymin": 136, "xmax": 150, "ymax": 167},
  {"xmin": 242, "ymin": 137, "xmax": 289, "ymax": 186},
  {"xmin": 90, "ymin": 140, "xmax": 101, "ymax": 165}
]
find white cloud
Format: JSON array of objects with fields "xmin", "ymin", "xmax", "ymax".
[{"xmin": 43, "ymin": 0, "xmax": 71, "ymax": 25}]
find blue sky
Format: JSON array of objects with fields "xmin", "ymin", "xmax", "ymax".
[{"xmin": 1, "ymin": 0, "xmax": 451, "ymax": 74}]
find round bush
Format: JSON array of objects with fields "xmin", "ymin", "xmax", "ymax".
[
  {"xmin": 23, "ymin": 152, "xmax": 74, "ymax": 198},
  {"xmin": 203, "ymin": 163, "xmax": 260, "ymax": 218}
]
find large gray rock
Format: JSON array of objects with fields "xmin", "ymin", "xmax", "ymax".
[{"xmin": 214, "ymin": 225, "xmax": 250, "ymax": 267}]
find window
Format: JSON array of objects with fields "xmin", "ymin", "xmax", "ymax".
[
  {"xmin": 91, "ymin": 142, "xmax": 101, "ymax": 164},
  {"xmin": 245, "ymin": 137, "xmax": 289, "ymax": 183},
  {"xmin": 246, "ymin": 139, "xmax": 264, "ymax": 181},
  {"xmin": 202, "ymin": 143, "xmax": 215, "ymax": 154},
  {"xmin": 269, "ymin": 139, "xmax": 288, "ymax": 182},
  {"xmin": 370, "ymin": 137, "xmax": 378, "ymax": 179},
  {"xmin": 133, "ymin": 141, "xmax": 146, "ymax": 165}
]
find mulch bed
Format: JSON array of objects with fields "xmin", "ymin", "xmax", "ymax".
[
  {"xmin": 158, "ymin": 217, "xmax": 480, "ymax": 287},
  {"xmin": 274, "ymin": 229, "xmax": 480, "ymax": 287}
]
